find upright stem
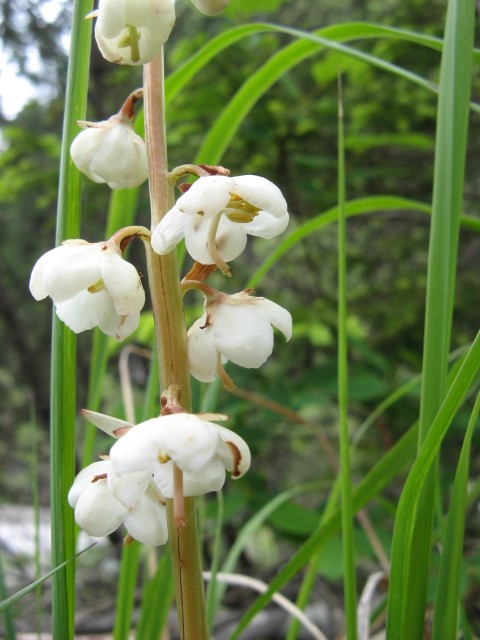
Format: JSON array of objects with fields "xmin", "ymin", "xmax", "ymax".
[{"xmin": 143, "ymin": 52, "xmax": 209, "ymax": 639}]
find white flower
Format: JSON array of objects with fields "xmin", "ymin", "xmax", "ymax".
[
  {"xmin": 68, "ymin": 459, "xmax": 168, "ymax": 546},
  {"xmin": 94, "ymin": 0, "xmax": 176, "ymax": 66},
  {"xmin": 151, "ymin": 175, "xmax": 288, "ymax": 272},
  {"xmin": 188, "ymin": 290, "xmax": 292, "ymax": 382},
  {"xmin": 29, "ymin": 239, "xmax": 145, "ymax": 341},
  {"xmin": 109, "ymin": 413, "xmax": 251, "ymax": 500},
  {"xmin": 70, "ymin": 114, "xmax": 148, "ymax": 189},
  {"xmin": 190, "ymin": 0, "xmax": 230, "ymax": 15}
]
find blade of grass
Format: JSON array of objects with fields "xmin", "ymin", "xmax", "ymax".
[
  {"xmin": 50, "ymin": 1, "xmax": 93, "ymax": 637},
  {"xmin": 0, "ymin": 554, "xmax": 16, "ymax": 640},
  {"xmin": 113, "ymin": 541, "xmax": 142, "ymax": 640},
  {"xmin": 337, "ymin": 77, "xmax": 357, "ymax": 639},
  {"xmin": 432, "ymin": 392, "xmax": 480, "ymax": 637},
  {"xmin": 386, "ymin": 0, "xmax": 475, "ymax": 635},
  {"xmin": 206, "ymin": 490, "xmax": 224, "ymax": 631}
]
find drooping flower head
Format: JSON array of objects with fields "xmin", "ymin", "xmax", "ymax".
[
  {"xmin": 188, "ymin": 288, "xmax": 292, "ymax": 384},
  {"xmin": 29, "ymin": 238, "xmax": 145, "ymax": 341},
  {"xmin": 151, "ymin": 175, "xmax": 289, "ymax": 274},
  {"xmin": 109, "ymin": 413, "xmax": 251, "ymax": 500},
  {"xmin": 94, "ymin": 0, "xmax": 176, "ymax": 66},
  {"xmin": 70, "ymin": 113, "xmax": 148, "ymax": 189}
]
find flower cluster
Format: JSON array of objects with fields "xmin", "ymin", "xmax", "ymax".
[
  {"xmin": 29, "ymin": 0, "xmax": 292, "ymax": 551},
  {"xmin": 68, "ymin": 410, "xmax": 250, "ymax": 545}
]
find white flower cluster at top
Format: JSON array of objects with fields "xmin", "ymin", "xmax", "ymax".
[{"xmin": 29, "ymin": 0, "xmax": 292, "ymax": 546}]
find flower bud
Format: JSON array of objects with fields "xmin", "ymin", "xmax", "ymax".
[{"xmin": 70, "ymin": 114, "xmax": 148, "ymax": 189}]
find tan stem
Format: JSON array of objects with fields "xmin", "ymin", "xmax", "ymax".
[
  {"xmin": 143, "ymin": 52, "xmax": 208, "ymax": 640},
  {"xmin": 207, "ymin": 213, "xmax": 232, "ymax": 276}
]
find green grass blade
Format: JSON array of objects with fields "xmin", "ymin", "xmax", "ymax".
[
  {"xmin": 50, "ymin": 1, "xmax": 93, "ymax": 637},
  {"xmin": 386, "ymin": 0, "xmax": 475, "ymax": 635},
  {"xmin": 206, "ymin": 491, "xmax": 224, "ymax": 631},
  {"xmin": 432, "ymin": 392, "xmax": 480, "ymax": 638},
  {"xmin": 135, "ymin": 552, "xmax": 173, "ymax": 640},
  {"xmin": 247, "ymin": 197, "xmax": 479, "ymax": 289},
  {"xmin": 387, "ymin": 330, "xmax": 480, "ymax": 637},
  {"xmin": 337, "ymin": 79, "xmax": 357, "ymax": 639},
  {"xmin": 229, "ymin": 423, "xmax": 418, "ymax": 639}
]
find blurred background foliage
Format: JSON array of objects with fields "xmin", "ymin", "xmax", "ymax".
[{"xmin": 1, "ymin": 0, "xmax": 480, "ymax": 631}]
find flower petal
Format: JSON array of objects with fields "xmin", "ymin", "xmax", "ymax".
[
  {"xmin": 248, "ymin": 297, "xmax": 292, "ymax": 341},
  {"xmin": 73, "ymin": 477, "xmax": 127, "ymax": 537},
  {"xmin": 215, "ymin": 426, "xmax": 251, "ymax": 478},
  {"xmin": 154, "ymin": 459, "xmax": 226, "ymax": 497},
  {"xmin": 234, "ymin": 175, "xmax": 287, "ymax": 218},
  {"xmin": 214, "ymin": 303, "xmax": 274, "ymax": 368},
  {"xmin": 187, "ymin": 317, "xmax": 218, "ymax": 383},
  {"xmin": 176, "ymin": 175, "xmax": 233, "ymax": 218},
  {"xmin": 81, "ymin": 409, "xmax": 133, "ymax": 438},
  {"xmin": 245, "ymin": 210, "xmax": 289, "ymax": 239},
  {"xmin": 68, "ymin": 460, "xmax": 112, "ymax": 508},
  {"xmin": 107, "ymin": 465, "xmax": 152, "ymax": 508},
  {"xmin": 151, "ymin": 207, "xmax": 189, "ymax": 255},
  {"xmin": 100, "ymin": 245, "xmax": 145, "ymax": 315},
  {"xmin": 185, "ymin": 215, "xmax": 247, "ymax": 264},
  {"xmin": 124, "ymin": 491, "xmax": 168, "ymax": 545}
]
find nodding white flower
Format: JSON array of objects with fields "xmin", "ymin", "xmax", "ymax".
[
  {"xmin": 29, "ymin": 239, "xmax": 145, "ymax": 341},
  {"xmin": 151, "ymin": 175, "xmax": 288, "ymax": 273},
  {"xmin": 188, "ymin": 290, "xmax": 292, "ymax": 383},
  {"xmin": 68, "ymin": 459, "xmax": 168, "ymax": 546},
  {"xmin": 190, "ymin": 0, "xmax": 230, "ymax": 15},
  {"xmin": 70, "ymin": 114, "xmax": 148, "ymax": 189},
  {"xmin": 94, "ymin": 0, "xmax": 176, "ymax": 66},
  {"xmin": 109, "ymin": 413, "xmax": 251, "ymax": 500}
]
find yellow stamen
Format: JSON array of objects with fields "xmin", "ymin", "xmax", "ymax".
[{"xmin": 87, "ymin": 279, "xmax": 105, "ymax": 293}]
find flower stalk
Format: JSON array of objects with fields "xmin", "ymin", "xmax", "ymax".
[{"xmin": 143, "ymin": 51, "xmax": 209, "ymax": 639}]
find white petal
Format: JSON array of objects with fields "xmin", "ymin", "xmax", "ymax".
[
  {"xmin": 185, "ymin": 215, "xmax": 247, "ymax": 264},
  {"xmin": 234, "ymin": 175, "xmax": 287, "ymax": 218},
  {"xmin": 100, "ymin": 245, "xmax": 145, "ymax": 315},
  {"xmin": 124, "ymin": 491, "xmax": 168, "ymax": 545},
  {"xmin": 73, "ymin": 478, "xmax": 127, "ymax": 537},
  {"xmin": 215, "ymin": 426, "xmax": 251, "ymax": 478},
  {"xmin": 55, "ymin": 290, "xmax": 104, "ymax": 333},
  {"xmin": 151, "ymin": 207, "xmax": 189, "ymax": 255},
  {"xmin": 245, "ymin": 210, "xmax": 289, "ymax": 239},
  {"xmin": 38, "ymin": 243, "xmax": 102, "ymax": 302},
  {"xmin": 153, "ymin": 459, "xmax": 226, "ymax": 497},
  {"xmin": 109, "ymin": 420, "xmax": 160, "ymax": 475},
  {"xmin": 249, "ymin": 297, "xmax": 292, "ymax": 341},
  {"xmin": 177, "ymin": 175, "xmax": 233, "ymax": 218},
  {"xmin": 107, "ymin": 465, "xmax": 152, "ymax": 508},
  {"xmin": 70, "ymin": 126, "xmax": 110, "ymax": 184},
  {"xmin": 214, "ymin": 303, "xmax": 274, "ymax": 368},
  {"xmin": 110, "ymin": 312, "xmax": 141, "ymax": 341},
  {"xmin": 187, "ymin": 317, "xmax": 218, "ymax": 382},
  {"xmin": 29, "ymin": 248, "xmax": 57, "ymax": 300},
  {"xmin": 68, "ymin": 460, "xmax": 112, "ymax": 508}
]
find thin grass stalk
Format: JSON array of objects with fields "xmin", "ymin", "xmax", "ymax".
[
  {"xmin": 386, "ymin": 0, "xmax": 475, "ymax": 636},
  {"xmin": 337, "ymin": 78, "xmax": 357, "ymax": 639},
  {"xmin": 50, "ymin": 1, "xmax": 92, "ymax": 636},
  {"xmin": 206, "ymin": 490, "xmax": 224, "ymax": 630},
  {"xmin": 143, "ymin": 51, "xmax": 208, "ymax": 639}
]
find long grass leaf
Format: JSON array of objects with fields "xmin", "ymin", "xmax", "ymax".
[
  {"xmin": 337, "ymin": 78, "xmax": 357, "ymax": 639},
  {"xmin": 135, "ymin": 553, "xmax": 173, "ymax": 640},
  {"xmin": 431, "ymin": 392, "xmax": 480, "ymax": 637},
  {"xmin": 50, "ymin": 1, "xmax": 93, "ymax": 637},
  {"xmin": 386, "ymin": 0, "xmax": 476, "ymax": 635}
]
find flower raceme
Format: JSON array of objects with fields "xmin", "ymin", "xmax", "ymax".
[
  {"xmin": 151, "ymin": 175, "xmax": 289, "ymax": 274},
  {"xmin": 187, "ymin": 289, "xmax": 292, "ymax": 384},
  {"xmin": 68, "ymin": 410, "xmax": 250, "ymax": 545},
  {"xmin": 94, "ymin": 0, "xmax": 176, "ymax": 66},
  {"xmin": 70, "ymin": 113, "xmax": 148, "ymax": 189},
  {"xmin": 29, "ymin": 239, "xmax": 145, "ymax": 341}
]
